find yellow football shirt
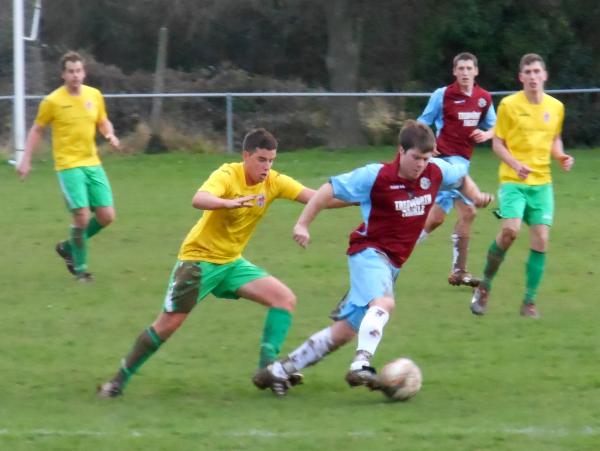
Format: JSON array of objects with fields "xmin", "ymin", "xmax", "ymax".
[
  {"xmin": 35, "ymin": 85, "xmax": 108, "ymax": 170},
  {"xmin": 495, "ymin": 91, "xmax": 564, "ymax": 185},
  {"xmin": 178, "ymin": 162, "xmax": 305, "ymax": 263}
]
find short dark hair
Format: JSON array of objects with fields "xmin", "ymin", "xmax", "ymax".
[
  {"xmin": 398, "ymin": 120, "xmax": 436, "ymax": 153},
  {"xmin": 242, "ymin": 128, "xmax": 278, "ymax": 153},
  {"xmin": 519, "ymin": 53, "xmax": 546, "ymax": 71},
  {"xmin": 60, "ymin": 51, "xmax": 85, "ymax": 71},
  {"xmin": 453, "ymin": 52, "xmax": 478, "ymax": 68}
]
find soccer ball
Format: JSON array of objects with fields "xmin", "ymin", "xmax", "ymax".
[{"xmin": 379, "ymin": 357, "xmax": 422, "ymax": 401}]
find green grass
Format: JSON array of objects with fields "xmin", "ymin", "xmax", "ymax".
[{"xmin": 1, "ymin": 148, "xmax": 599, "ymax": 450}]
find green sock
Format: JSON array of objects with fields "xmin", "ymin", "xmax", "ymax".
[
  {"xmin": 113, "ymin": 326, "xmax": 164, "ymax": 387},
  {"xmin": 525, "ymin": 249, "xmax": 546, "ymax": 304},
  {"xmin": 482, "ymin": 240, "xmax": 506, "ymax": 289},
  {"xmin": 63, "ymin": 218, "xmax": 104, "ymax": 254},
  {"xmin": 85, "ymin": 217, "xmax": 104, "ymax": 239},
  {"xmin": 69, "ymin": 226, "xmax": 87, "ymax": 273},
  {"xmin": 258, "ymin": 307, "xmax": 292, "ymax": 368}
]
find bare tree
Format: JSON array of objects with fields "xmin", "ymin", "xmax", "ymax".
[{"xmin": 324, "ymin": 0, "xmax": 366, "ymax": 148}]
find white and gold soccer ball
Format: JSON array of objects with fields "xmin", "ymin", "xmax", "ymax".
[{"xmin": 379, "ymin": 357, "xmax": 422, "ymax": 401}]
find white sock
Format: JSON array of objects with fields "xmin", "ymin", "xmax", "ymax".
[
  {"xmin": 271, "ymin": 361, "xmax": 289, "ymax": 379},
  {"xmin": 356, "ymin": 306, "xmax": 389, "ymax": 357},
  {"xmin": 417, "ymin": 230, "xmax": 429, "ymax": 244},
  {"xmin": 350, "ymin": 350, "xmax": 373, "ymax": 371},
  {"xmin": 279, "ymin": 327, "xmax": 334, "ymax": 374},
  {"xmin": 451, "ymin": 232, "xmax": 459, "ymax": 268}
]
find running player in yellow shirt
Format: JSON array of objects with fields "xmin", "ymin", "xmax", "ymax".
[
  {"xmin": 470, "ymin": 54, "xmax": 574, "ymax": 319},
  {"xmin": 98, "ymin": 128, "xmax": 345, "ymax": 397},
  {"xmin": 17, "ymin": 51, "xmax": 120, "ymax": 282}
]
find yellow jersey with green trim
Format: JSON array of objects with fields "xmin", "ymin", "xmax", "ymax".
[
  {"xmin": 35, "ymin": 85, "xmax": 108, "ymax": 170},
  {"xmin": 178, "ymin": 162, "xmax": 305, "ymax": 263},
  {"xmin": 495, "ymin": 91, "xmax": 564, "ymax": 185}
]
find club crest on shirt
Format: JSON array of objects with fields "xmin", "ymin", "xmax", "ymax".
[
  {"xmin": 420, "ymin": 177, "xmax": 431, "ymax": 190},
  {"xmin": 543, "ymin": 112, "xmax": 550, "ymax": 123},
  {"xmin": 256, "ymin": 194, "xmax": 266, "ymax": 207},
  {"xmin": 478, "ymin": 97, "xmax": 487, "ymax": 108},
  {"xmin": 85, "ymin": 101, "xmax": 93, "ymax": 110}
]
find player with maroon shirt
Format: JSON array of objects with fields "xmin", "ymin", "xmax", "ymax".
[
  {"xmin": 252, "ymin": 120, "xmax": 492, "ymax": 396},
  {"xmin": 418, "ymin": 52, "xmax": 496, "ymax": 288}
]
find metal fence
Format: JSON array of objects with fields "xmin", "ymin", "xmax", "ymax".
[{"xmin": 1, "ymin": 88, "xmax": 599, "ymax": 153}]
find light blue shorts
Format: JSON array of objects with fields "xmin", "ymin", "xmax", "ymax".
[
  {"xmin": 435, "ymin": 156, "xmax": 473, "ymax": 214},
  {"xmin": 330, "ymin": 248, "xmax": 400, "ymax": 331}
]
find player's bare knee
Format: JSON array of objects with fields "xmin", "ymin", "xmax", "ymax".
[
  {"xmin": 72, "ymin": 209, "xmax": 91, "ymax": 228},
  {"xmin": 277, "ymin": 292, "xmax": 297, "ymax": 312},
  {"xmin": 461, "ymin": 207, "xmax": 477, "ymax": 223},
  {"xmin": 499, "ymin": 227, "xmax": 518, "ymax": 246},
  {"xmin": 261, "ymin": 285, "xmax": 297, "ymax": 311},
  {"xmin": 531, "ymin": 236, "xmax": 548, "ymax": 252},
  {"xmin": 370, "ymin": 296, "xmax": 395, "ymax": 314},
  {"xmin": 152, "ymin": 312, "xmax": 187, "ymax": 340},
  {"xmin": 96, "ymin": 208, "xmax": 116, "ymax": 226},
  {"xmin": 99, "ymin": 213, "xmax": 115, "ymax": 226},
  {"xmin": 383, "ymin": 302, "xmax": 395, "ymax": 315}
]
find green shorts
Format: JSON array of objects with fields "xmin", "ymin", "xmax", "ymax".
[
  {"xmin": 162, "ymin": 258, "xmax": 269, "ymax": 313},
  {"xmin": 57, "ymin": 165, "xmax": 114, "ymax": 211},
  {"xmin": 497, "ymin": 183, "xmax": 554, "ymax": 226}
]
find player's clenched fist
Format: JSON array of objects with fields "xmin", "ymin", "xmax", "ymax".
[
  {"xmin": 475, "ymin": 192, "xmax": 494, "ymax": 208},
  {"xmin": 292, "ymin": 223, "xmax": 310, "ymax": 248},
  {"xmin": 557, "ymin": 154, "xmax": 574, "ymax": 171}
]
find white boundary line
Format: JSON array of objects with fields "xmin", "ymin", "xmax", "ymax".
[{"xmin": 0, "ymin": 426, "xmax": 597, "ymax": 438}]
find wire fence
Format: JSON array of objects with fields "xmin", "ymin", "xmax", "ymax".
[{"xmin": 1, "ymin": 88, "xmax": 599, "ymax": 152}]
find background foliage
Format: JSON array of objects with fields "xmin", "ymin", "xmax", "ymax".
[{"xmin": 0, "ymin": 0, "xmax": 599, "ymax": 149}]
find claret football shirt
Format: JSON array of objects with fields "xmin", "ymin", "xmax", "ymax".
[{"xmin": 330, "ymin": 155, "xmax": 467, "ymax": 268}]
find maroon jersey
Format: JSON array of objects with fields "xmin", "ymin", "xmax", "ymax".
[
  {"xmin": 418, "ymin": 82, "xmax": 495, "ymax": 160},
  {"xmin": 331, "ymin": 155, "xmax": 466, "ymax": 268}
]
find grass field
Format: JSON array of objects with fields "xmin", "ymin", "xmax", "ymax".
[{"xmin": 1, "ymin": 147, "xmax": 599, "ymax": 450}]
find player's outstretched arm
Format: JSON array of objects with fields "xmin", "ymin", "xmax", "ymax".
[
  {"xmin": 295, "ymin": 187, "xmax": 352, "ymax": 208},
  {"xmin": 192, "ymin": 191, "xmax": 258, "ymax": 210},
  {"xmin": 293, "ymin": 183, "xmax": 334, "ymax": 248},
  {"xmin": 551, "ymin": 135, "xmax": 574, "ymax": 171},
  {"xmin": 16, "ymin": 123, "xmax": 45, "ymax": 181}
]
